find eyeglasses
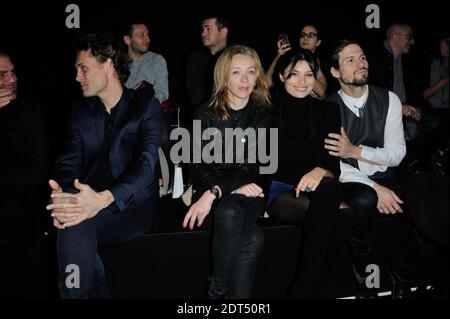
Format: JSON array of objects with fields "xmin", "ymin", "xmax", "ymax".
[{"xmin": 300, "ymin": 32, "xmax": 318, "ymax": 40}]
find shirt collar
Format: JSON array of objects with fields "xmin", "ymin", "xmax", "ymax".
[{"xmin": 338, "ymin": 85, "xmax": 369, "ymax": 117}]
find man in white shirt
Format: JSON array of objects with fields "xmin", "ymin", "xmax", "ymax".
[{"xmin": 325, "ymin": 39, "xmax": 407, "ymax": 298}]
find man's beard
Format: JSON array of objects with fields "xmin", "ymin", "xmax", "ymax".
[
  {"xmin": 340, "ymin": 76, "xmax": 368, "ymax": 87},
  {"xmin": 131, "ymin": 44, "xmax": 148, "ymax": 56}
]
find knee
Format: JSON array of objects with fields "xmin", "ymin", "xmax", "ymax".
[
  {"xmin": 316, "ymin": 177, "xmax": 341, "ymax": 198},
  {"xmin": 57, "ymin": 220, "xmax": 92, "ymax": 239},
  {"xmin": 348, "ymin": 184, "xmax": 378, "ymax": 212},
  {"xmin": 214, "ymin": 195, "xmax": 244, "ymax": 226}
]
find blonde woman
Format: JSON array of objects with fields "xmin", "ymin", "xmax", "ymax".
[{"xmin": 183, "ymin": 45, "xmax": 271, "ymax": 299}]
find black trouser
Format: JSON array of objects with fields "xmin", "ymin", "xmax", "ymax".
[
  {"xmin": 57, "ymin": 203, "xmax": 151, "ymax": 299},
  {"xmin": 342, "ymin": 177, "xmax": 406, "ymax": 276},
  {"xmin": 394, "ymin": 173, "xmax": 448, "ymax": 285},
  {"xmin": 268, "ymin": 177, "xmax": 341, "ymax": 297},
  {"xmin": 207, "ymin": 194, "xmax": 265, "ymax": 299}
]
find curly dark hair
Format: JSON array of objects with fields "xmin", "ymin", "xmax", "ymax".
[{"xmin": 73, "ymin": 33, "xmax": 130, "ymax": 83}]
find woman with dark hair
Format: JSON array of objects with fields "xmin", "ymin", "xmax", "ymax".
[
  {"xmin": 183, "ymin": 44, "xmax": 271, "ymax": 299},
  {"xmin": 267, "ymin": 48, "xmax": 341, "ymax": 298},
  {"xmin": 265, "ymin": 24, "xmax": 328, "ymax": 98},
  {"xmin": 298, "ymin": 25, "xmax": 328, "ymax": 98}
]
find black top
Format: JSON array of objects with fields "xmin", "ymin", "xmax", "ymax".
[
  {"xmin": 368, "ymin": 43, "xmax": 427, "ymax": 108},
  {"xmin": 88, "ymin": 100, "xmax": 119, "ymax": 192},
  {"xmin": 0, "ymin": 97, "xmax": 48, "ymax": 234},
  {"xmin": 273, "ymin": 93, "xmax": 341, "ymax": 186},
  {"xmin": 0, "ymin": 98, "xmax": 48, "ymax": 191},
  {"xmin": 189, "ymin": 101, "xmax": 272, "ymax": 196},
  {"xmin": 186, "ymin": 47, "xmax": 224, "ymax": 109}
]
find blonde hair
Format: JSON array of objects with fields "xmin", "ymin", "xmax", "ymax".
[{"xmin": 209, "ymin": 44, "xmax": 270, "ymax": 120}]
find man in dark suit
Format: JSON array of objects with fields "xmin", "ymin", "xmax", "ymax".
[
  {"xmin": 46, "ymin": 33, "xmax": 161, "ymax": 298},
  {"xmin": 0, "ymin": 49, "xmax": 48, "ymax": 298}
]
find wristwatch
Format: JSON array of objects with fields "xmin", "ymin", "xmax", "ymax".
[{"xmin": 209, "ymin": 186, "xmax": 220, "ymax": 199}]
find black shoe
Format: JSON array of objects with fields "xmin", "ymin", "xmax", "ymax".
[
  {"xmin": 286, "ymin": 282, "xmax": 312, "ymax": 299},
  {"xmin": 353, "ymin": 265, "xmax": 379, "ymax": 299},
  {"xmin": 391, "ymin": 272, "xmax": 413, "ymax": 299},
  {"xmin": 206, "ymin": 276, "xmax": 226, "ymax": 299},
  {"xmin": 207, "ymin": 289, "xmax": 226, "ymax": 299}
]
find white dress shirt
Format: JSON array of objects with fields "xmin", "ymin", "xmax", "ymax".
[{"xmin": 338, "ymin": 85, "xmax": 406, "ymax": 188}]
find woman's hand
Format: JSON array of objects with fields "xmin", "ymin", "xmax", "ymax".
[
  {"xmin": 276, "ymin": 39, "xmax": 291, "ymax": 57},
  {"xmin": 183, "ymin": 190, "xmax": 216, "ymax": 230},
  {"xmin": 231, "ymin": 183, "xmax": 264, "ymax": 198},
  {"xmin": 295, "ymin": 167, "xmax": 326, "ymax": 197}
]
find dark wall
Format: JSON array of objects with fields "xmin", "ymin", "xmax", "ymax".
[{"xmin": 1, "ymin": 0, "xmax": 448, "ymax": 158}]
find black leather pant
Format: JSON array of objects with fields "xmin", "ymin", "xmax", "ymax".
[{"xmin": 209, "ymin": 194, "xmax": 265, "ymax": 298}]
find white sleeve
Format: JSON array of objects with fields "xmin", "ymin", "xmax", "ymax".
[
  {"xmin": 339, "ymin": 161, "xmax": 375, "ymax": 188},
  {"xmin": 358, "ymin": 92, "xmax": 406, "ymax": 173}
]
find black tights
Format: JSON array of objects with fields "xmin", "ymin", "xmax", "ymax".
[{"xmin": 268, "ymin": 177, "xmax": 341, "ymax": 297}]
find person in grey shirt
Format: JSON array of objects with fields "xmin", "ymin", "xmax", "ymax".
[
  {"xmin": 123, "ymin": 23, "xmax": 169, "ymax": 103},
  {"xmin": 424, "ymin": 30, "xmax": 448, "ymax": 111}
]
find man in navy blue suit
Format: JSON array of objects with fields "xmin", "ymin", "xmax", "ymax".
[{"xmin": 46, "ymin": 33, "xmax": 161, "ymax": 298}]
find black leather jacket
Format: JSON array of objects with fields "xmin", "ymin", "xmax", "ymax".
[{"xmin": 189, "ymin": 101, "xmax": 272, "ymax": 197}]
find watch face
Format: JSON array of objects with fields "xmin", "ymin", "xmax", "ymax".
[{"xmin": 210, "ymin": 187, "xmax": 219, "ymax": 197}]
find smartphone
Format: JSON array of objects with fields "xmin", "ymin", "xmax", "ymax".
[{"xmin": 278, "ymin": 33, "xmax": 290, "ymax": 46}]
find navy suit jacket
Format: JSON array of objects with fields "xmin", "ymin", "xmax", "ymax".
[{"xmin": 53, "ymin": 88, "xmax": 161, "ymax": 224}]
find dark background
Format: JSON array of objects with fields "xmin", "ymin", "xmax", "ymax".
[
  {"xmin": 0, "ymin": 0, "xmax": 447, "ymax": 301},
  {"xmin": 1, "ymin": 0, "xmax": 448, "ymax": 157}
]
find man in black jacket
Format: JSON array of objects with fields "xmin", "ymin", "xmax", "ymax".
[
  {"xmin": 0, "ymin": 50, "xmax": 49, "ymax": 298},
  {"xmin": 369, "ymin": 23, "xmax": 428, "ymax": 171},
  {"xmin": 185, "ymin": 13, "xmax": 229, "ymax": 112},
  {"xmin": 45, "ymin": 34, "xmax": 161, "ymax": 299}
]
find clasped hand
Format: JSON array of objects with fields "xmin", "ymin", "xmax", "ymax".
[{"xmin": 46, "ymin": 179, "xmax": 107, "ymax": 229}]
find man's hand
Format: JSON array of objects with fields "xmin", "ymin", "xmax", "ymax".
[
  {"xmin": 0, "ymin": 88, "xmax": 15, "ymax": 109},
  {"xmin": 325, "ymin": 127, "xmax": 359, "ymax": 159},
  {"xmin": 295, "ymin": 167, "xmax": 326, "ymax": 197},
  {"xmin": 231, "ymin": 183, "xmax": 264, "ymax": 198},
  {"xmin": 373, "ymin": 183, "xmax": 404, "ymax": 214},
  {"xmin": 183, "ymin": 190, "xmax": 215, "ymax": 230},
  {"xmin": 402, "ymin": 104, "xmax": 422, "ymax": 121},
  {"xmin": 47, "ymin": 179, "xmax": 114, "ymax": 228},
  {"xmin": 48, "ymin": 180, "xmax": 81, "ymax": 229}
]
